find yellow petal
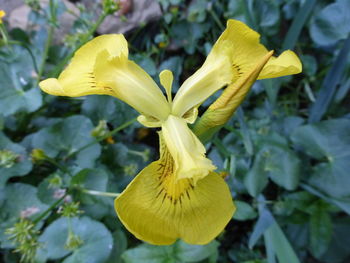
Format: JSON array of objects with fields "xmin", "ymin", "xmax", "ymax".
[
  {"xmin": 258, "ymin": 50, "xmax": 302, "ymax": 79},
  {"xmin": 115, "ymin": 138, "xmax": 235, "ymax": 245},
  {"xmin": 172, "ymin": 54, "xmax": 232, "ymax": 117},
  {"xmin": 94, "ymin": 51, "xmax": 170, "ymax": 121},
  {"xmin": 159, "ymin": 69, "xmax": 173, "ymax": 103},
  {"xmin": 161, "ymin": 115, "xmax": 216, "ymax": 183},
  {"xmin": 39, "ymin": 34, "xmax": 128, "ymax": 97},
  {"xmin": 40, "ymin": 34, "xmax": 171, "ymax": 122},
  {"xmin": 210, "ymin": 19, "xmax": 302, "ymax": 80},
  {"xmin": 193, "ymin": 51, "xmax": 274, "ymax": 142},
  {"xmin": 171, "ymin": 19, "xmax": 301, "ymax": 118}
]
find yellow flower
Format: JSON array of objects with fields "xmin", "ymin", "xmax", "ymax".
[
  {"xmin": 39, "ymin": 19, "xmax": 301, "ymax": 245},
  {"xmin": 0, "ymin": 10, "xmax": 6, "ymax": 24}
]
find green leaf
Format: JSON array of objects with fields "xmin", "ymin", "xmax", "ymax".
[
  {"xmin": 308, "ymin": 35, "xmax": 350, "ymax": 123},
  {"xmin": 244, "ymin": 150, "xmax": 269, "ymax": 197},
  {"xmin": 37, "ymin": 216, "xmax": 113, "ymax": 263},
  {"xmin": 264, "ymin": 222, "xmax": 301, "ymax": 263},
  {"xmin": 0, "ymin": 45, "xmax": 42, "ymax": 116},
  {"xmin": 292, "ymin": 119, "xmax": 350, "ymax": 198},
  {"xmin": 262, "ymin": 145, "xmax": 301, "ymax": 191},
  {"xmin": 244, "ymin": 143, "xmax": 300, "ymax": 196},
  {"xmin": 32, "ymin": 115, "xmax": 101, "ymax": 168},
  {"xmin": 0, "ymin": 133, "xmax": 32, "ymax": 188},
  {"xmin": 309, "ymin": 0, "xmax": 350, "ymax": 46},
  {"xmin": 122, "ymin": 240, "xmax": 218, "ymax": 263},
  {"xmin": 252, "ymin": 0, "xmax": 280, "ymax": 34},
  {"xmin": 132, "ymin": 54, "xmax": 157, "ymax": 76},
  {"xmin": 249, "ymin": 209, "xmax": 274, "ymax": 249},
  {"xmin": 282, "ymin": 0, "xmax": 316, "ymax": 50},
  {"xmin": 309, "ymin": 204, "xmax": 333, "ymax": 258},
  {"xmin": 233, "ymin": 201, "xmax": 257, "ymax": 221},
  {"xmin": 322, "ymin": 219, "xmax": 350, "ymax": 263},
  {"xmin": 0, "ymin": 183, "xmax": 48, "ymax": 247},
  {"xmin": 81, "ymin": 95, "xmax": 137, "ymax": 126},
  {"xmin": 37, "ymin": 173, "xmax": 65, "ymax": 205},
  {"xmin": 106, "ymin": 230, "xmax": 128, "ymax": 263}
]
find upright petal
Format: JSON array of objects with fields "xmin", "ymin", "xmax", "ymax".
[
  {"xmin": 161, "ymin": 115, "xmax": 216, "ymax": 183},
  {"xmin": 171, "ymin": 54, "xmax": 232, "ymax": 117},
  {"xmin": 115, "ymin": 135, "xmax": 235, "ymax": 245}
]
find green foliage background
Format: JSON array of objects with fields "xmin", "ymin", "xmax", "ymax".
[{"xmin": 1, "ymin": 0, "xmax": 350, "ymax": 262}]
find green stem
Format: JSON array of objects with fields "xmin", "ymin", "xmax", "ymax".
[
  {"xmin": 0, "ymin": 23, "xmax": 10, "ymax": 46},
  {"xmin": 66, "ymin": 117, "xmax": 137, "ymax": 159},
  {"xmin": 32, "ymin": 195, "xmax": 66, "ymax": 225},
  {"xmin": 81, "ymin": 189, "xmax": 120, "ymax": 198},
  {"xmin": 37, "ymin": 25, "xmax": 54, "ymax": 83},
  {"xmin": 208, "ymin": 8, "xmax": 224, "ymax": 31},
  {"xmin": 46, "ymin": 157, "xmax": 73, "ymax": 177},
  {"xmin": 50, "ymin": 12, "xmax": 108, "ymax": 78}
]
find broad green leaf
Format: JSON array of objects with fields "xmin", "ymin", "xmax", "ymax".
[
  {"xmin": 0, "ymin": 133, "xmax": 32, "ymax": 188},
  {"xmin": 244, "ymin": 150, "xmax": 268, "ymax": 197},
  {"xmin": 251, "ymin": 0, "xmax": 280, "ymax": 35},
  {"xmin": 122, "ymin": 240, "xmax": 218, "ymax": 263},
  {"xmin": 244, "ymin": 143, "xmax": 300, "ymax": 196},
  {"xmin": 292, "ymin": 119, "xmax": 350, "ymax": 198},
  {"xmin": 132, "ymin": 54, "xmax": 157, "ymax": 76},
  {"xmin": 37, "ymin": 216, "xmax": 113, "ymax": 263},
  {"xmin": 106, "ymin": 230, "xmax": 128, "ymax": 263},
  {"xmin": 262, "ymin": 145, "xmax": 300, "ymax": 191},
  {"xmin": 244, "ymin": 152, "xmax": 269, "ymax": 197},
  {"xmin": 37, "ymin": 173, "xmax": 65, "ymax": 205},
  {"xmin": 233, "ymin": 201, "xmax": 257, "ymax": 221},
  {"xmin": 309, "ymin": 204, "xmax": 333, "ymax": 258},
  {"xmin": 73, "ymin": 168, "xmax": 109, "ymax": 205},
  {"xmin": 0, "ymin": 183, "xmax": 48, "ymax": 247},
  {"xmin": 322, "ymin": 219, "xmax": 350, "ymax": 263},
  {"xmin": 0, "ymin": 45, "xmax": 42, "ymax": 116},
  {"xmin": 81, "ymin": 96, "xmax": 137, "ymax": 126},
  {"xmin": 32, "ymin": 115, "xmax": 101, "ymax": 168},
  {"xmin": 309, "ymin": 0, "xmax": 350, "ymax": 46}
]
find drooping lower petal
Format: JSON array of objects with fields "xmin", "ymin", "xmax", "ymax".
[
  {"xmin": 161, "ymin": 115, "xmax": 216, "ymax": 183},
  {"xmin": 115, "ymin": 139, "xmax": 235, "ymax": 245}
]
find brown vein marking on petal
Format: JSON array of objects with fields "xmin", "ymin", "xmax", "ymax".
[
  {"xmin": 155, "ymin": 149, "xmax": 195, "ymax": 205},
  {"xmin": 232, "ymin": 63, "xmax": 243, "ymax": 82},
  {"xmin": 86, "ymin": 72, "xmax": 114, "ymax": 94}
]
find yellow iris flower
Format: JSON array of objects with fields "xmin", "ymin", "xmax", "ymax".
[
  {"xmin": 0, "ymin": 10, "xmax": 6, "ymax": 24},
  {"xmin": 39, "ymin": 19, "xmax": 301, "ymax": 245}
]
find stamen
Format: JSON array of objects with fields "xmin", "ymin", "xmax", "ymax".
[{"xmin": 159, "ymin": 70, "xmax": 174, "ymax": 103}]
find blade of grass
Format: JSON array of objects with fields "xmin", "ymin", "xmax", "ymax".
[
  {"xmin": 252, "ymin": 196, "xmax": 301, "ymax": 263},
  {"xmin": 309, "ymin": 35, "xmax": 350, "ymax": 123},
  {"xmin": 282, "ymin": 0, "xmax": 316, "ymax": 50},
  {"xmin": 236, "ymin": 107, "xmax": 254, "ymax": 155}
]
